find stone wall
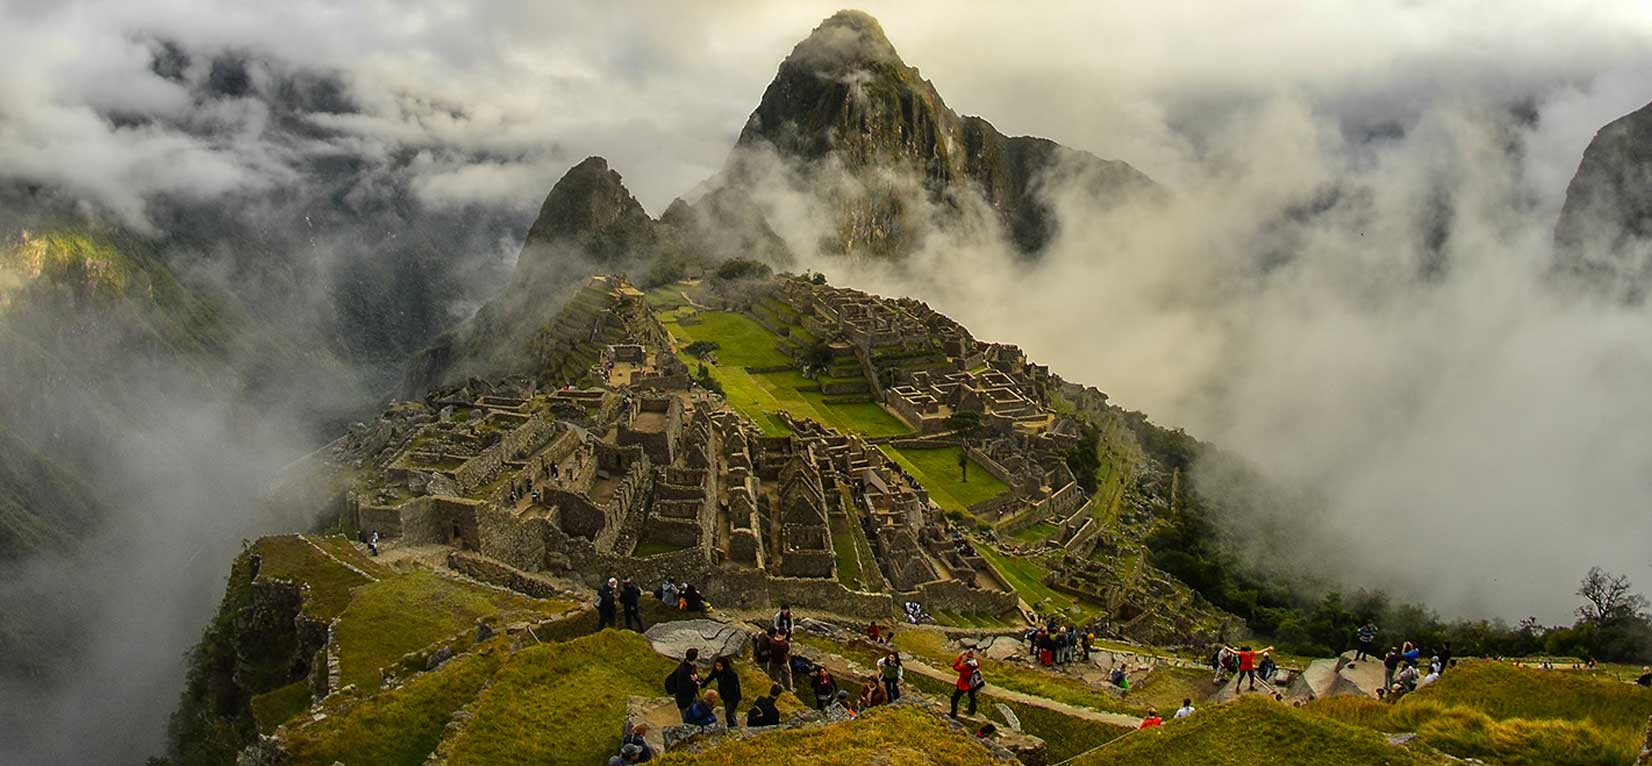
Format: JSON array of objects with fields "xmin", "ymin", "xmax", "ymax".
[
  {"xmin": 356, "ymin": 504, "xmax": 403, "ymax": 538},
  {"xmin": 402, "ymin": 496, "xmax": 483, "ymax": 548},
  {"xmin": 910, "ymin": 579, "xmax": 1018, "ymax": 616},
  {"xmin": 453, "ymin": 413, "xmax": 558, "ymax": 495}
]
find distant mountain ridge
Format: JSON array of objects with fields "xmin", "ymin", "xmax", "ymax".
[{"xmin": 1554, "ymin": 99, "xmax": 1652, "ymax": 299}]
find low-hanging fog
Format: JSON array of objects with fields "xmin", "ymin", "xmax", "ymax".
[{"xmin": 2, "ymin": 1, "xmax": 1652, "ymax": 764}]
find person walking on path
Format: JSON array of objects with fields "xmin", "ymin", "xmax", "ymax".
[
  {"xmin": 620, "ymin": 577, "xmax": 645, "ymax": 632},
  {"xmin": 1225, "ymin": 644, "xmax": 1274, "ymax": 692},
  {"xmin": 950, "ymin": 650, "xmax": 983, "ymax": 719},
  {"xmin": 877, "ymin": 650, "xmax": 904, "ymax": 702},
  {"xmin": 765, "ymin": 629, "xmax": 793, "ymax": 691},
  {"xmin": 597, "ymin": 577, "xmax": 618, "ymax": 630},
  {"xmin": 666, "ymin": 648, "xmax": 702, "ymax": 714},
  {"xmin": 1356, "ymin": 622, "xmax": 1379, "ymax": 661},
  {"xmin": 708, "ymin": 657, "xmax": 742, "ymax": 728}
]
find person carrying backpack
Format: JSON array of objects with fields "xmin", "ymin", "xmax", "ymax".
[
  {"xmin": 620, "ymin": 577, "xmax": 645, "ymax": 632},
  {"xmin": 746, "ymin": 685, "xmax": 783, "ymax": 727},
  {"xmin": 950, "ymin": 650, "xmax": 983, "ymax": 719},
  {"xmin": 877, "ymin": 651, "xmax": 904, "ymax": 702},
  {"xmin": 597, "ymin": 578, "xmax": 618, "ymax": 630},
  {"xmin": 665, "ymin": 648, "xmax": 701, "ymax": 713},
  {"xmin": 1383, "ymin": 646, "xmax": 1401, "ymax": 690}
]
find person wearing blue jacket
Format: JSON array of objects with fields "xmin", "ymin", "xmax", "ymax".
[
  {"xmin": 683, "ymin": 690, "xmax": 720, "ymax": 726},
  {"xmin": 1401, "ymin": 641, "xmax": 1422, "ymax": 668}
]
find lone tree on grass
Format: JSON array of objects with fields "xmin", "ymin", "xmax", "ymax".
[
  {"xmin": 947, "ymin": 410, "xmax": 983, "ymax": 482},
  {"xmin": 1576, "ymin": 567, "xmax": 1648, "ymax": 625}
]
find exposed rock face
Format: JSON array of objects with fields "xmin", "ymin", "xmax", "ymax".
[
  {"xmin": 1554, "ymin": 100, "xmax": 1652, "ymax": 299},
  {"xmin": 722, "ymin": 9, "xmax": 1154, "ymax": 256},
  {"xmin": 521, "ymin": 157, "xmax": 660, "ymax": 265}
]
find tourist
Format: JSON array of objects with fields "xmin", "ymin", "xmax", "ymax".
[
  {"xmin": 620, "ymin": 577, "xmax": 645, "ymax": 632},
  {"xmin": 858, "ymin": 673, "xmax": 888, "ymax": 709},
  {"xmin": 774, "ymin": 604, "xmax": 795, "ymax": 637},
  {"xmin": 1395, "ymin": 663, "xmax": 1420, "ymax": 692},
  {"xmin": 1429, "ymin": 655, "xmax": 1442, "ymax": 675},
  {"xmin": 950, "ymin": 650, "xmax": 983, "ymax": 719},
  {"xmin": 681, "ymin": 583, "xmax": 706, "ymax": 612},
  {"xmin": 1401, "ymin": 641, "xmax": 1421, "ymax": 668},
  {"xmin": 608, "ymin": 743, "xmax": 648, "ymax": 766},
  {"xmin": 767, "ymin": 629, "xmax": 793, "ymax": 691},
  {"xmin": 666, "ymin": 648, "xmax": 701, "ymax": 714},
  {"xmin": 368, "ymin": 530, "xmax": 380, "ymax": 557},
  {"xmin": 1109, "ymin": 664, "xmax": 1129, "ymax": 690},
  {"xmin": 1437, "ymin": 641, "xmax": 1453, "ymax": 675},
  {"xmin": 708, "ymin": 657, "xmax": 742, "ymax": 728},
  {"xmin": 1419, "ymin": 667, "xmax": 1440, "ymax": 688},
  {"xmin": 619, "ymin": 723, "xmax": 653, "ymax": 763},
  {"xmin": 809, "ymin": 666, "xmax": 839, "ymax": 710},
  {"xmin": 866, "ymin": 621, "xmax": 883, "ymax": 643},
  {"xmin": 658, "ymin": 581, "xmax": 678, "ymax": 608},
  {"xmin": 1174, "ymin": 698, "xmax": 1196, "ymax": 719},
  {"xmin": 1356, "ymin": 621, "xmax": 1379, "ymax": 661},
  {"xmin": 877, "ymin": 651, "xmax": 904, "ymax": 702},
  {"xmin": 1258, "ymin": 650, "xmax": 1278, "ymax": 685},
  {"xmin": 827, "ymin": 689, "xmax": 857, "ymax": 720},
  {"xmin": 975, "ymin": 722, "xmax": 997, "ymax": 739},
  {"xmin": 597, "ymin": 577, "xmax": 618, "ymax": 630},
  {"xmin": 1081, "ymin": 631, "xmax": 1094, "ymax": 661},
  {"xmin": 1139, "ymin": 707, "xmax": 1163, "ymax": 729},
  {"xmin": 1212, "ymin": 645, "xmax": 1233, "ymax": 684},
  {"xmin": 1225, "ymin": 644, "xmax": 1274, "ymax": 692},
  {"xmin": 755, "ymin": 627, "xmax": 774, "ymax": 667},
  {"xmin": 1637, "ymin": 666, "xmax": 1651, "ymax": 687},
  {"xmin": 745, "ymin": 685, "xmax": 783, "ymax": 727},
  {"xmin": 683, "ymin": 690, "xmax": 720, "ymax": 727}
]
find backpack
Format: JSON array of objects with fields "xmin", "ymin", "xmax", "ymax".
[
  {"xmin": 664, "ymin": 669, "xmax": 680, "ymax": 695},
  {"xmin": 969, "ymin": 669, "xmax": 985, "ymax": 691}
]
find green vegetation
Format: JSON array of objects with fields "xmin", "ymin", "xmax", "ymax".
[
  {"xmin": 1007, "ymin": 522, "xmax": 1056, "ymax": 544},
  {"xmin": 249, "ymin": 681, "xmax": 311, "ymax": 734},
  {"xmin": 283, "ymin": 648, "xmax": 507, "ymax": 766},
  {"xmin": 882, "ymin": 446, "xmax": 1007, "ymax": 512},
  {"xmin": 1125, "ymin": 665, "xmax": 1222, "ymax": 713},
  {"xmin": 974, "ymin": 545, "xmax": 1098, "ymax": 623},
  {"xmin": 830, "ymin": 514, "xmax": 873, "ymax": 591},
  {"xmin": 714, "ymin": 257, "xmax": 773, "ymax": 281},
  {"xmin": 670, "ymin": 311, "xmax": 792, "ymax": 368},
  {"xmin": 333, "ymin": 570, "xmax": 570, "ymax": 690},
  {"xmin": 1074, "ymin": 696, "xmax": 1448, "ymax": 766},
  {"xmin": 1005, "ymin": 700, "xmax": 1130, "ymax": 761},
  {"xmin": 893, "ymin": 630, "xmax": 1141, "ymax": 716},
  {"xmin": 253, "ymin": 536, "xmax": 370, "ymax": 620},
  {"xmin": 445, "ymin": 631, "xmax": 679, "ymax": 766},
  {"xmin": 655, "ymin": 705, "xmax": 1001, "ymax": 766}
]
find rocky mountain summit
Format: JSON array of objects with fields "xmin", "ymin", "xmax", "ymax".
[{"xmin": 1555, "ymin": 99, "xmax": 1652, "ymax": 299}]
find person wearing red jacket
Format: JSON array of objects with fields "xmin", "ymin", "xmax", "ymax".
[
  {"xmin": 950, "ymin": 650, "xmax": 983, "ymax": 719},
  {"xmin": 1138, "ymin": 707, "xmax": 1163, "ymax": 729}
]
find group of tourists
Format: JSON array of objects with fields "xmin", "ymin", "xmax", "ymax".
[
  {"xmin": 1025, "ymin": 623, "xmax": 1092, "ymax": 667},
  {"xmin": 595, "ymin": 577, "xmax": 647, "ymax": 632},
  {"xmin": 1211, "ymin": 644, "xmax": 1278, "ymax": 691},
  {"xmin": 655, "ymin": 580, "xmax": 710, "ymax": 613},
  {"xmin": 1377, "ymin": 639, "xmax": 1452, "ymax": 700}
]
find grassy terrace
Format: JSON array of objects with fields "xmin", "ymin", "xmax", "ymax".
[
  {"xmin": 253, "ymin": 535, "xmax": 370, "ymax": 620},
  {"xmin": 283, "ymin": 647, "xmax": 507, "ymax": 766},
  {"xmin": 893, "ymin": 630, "xmax": 1144, "ymax": 717},
  {"xmin": 333, "ymin": 570, "xmax": 573, "ymax": 691},
  {"xmin": 881, "ymin": 446, "xmax": 1007, "ymax": 512},
  {"xmin": 1076, "ymin": 696, "xmax": 1449, "ymax": 766},
  {"xmin": 662, "ymin": 309, "xmax": 909, "ymax": 438},
  {"xmin": 1304, "ymin": 660, "xmax": 1652, "ymax": 765},
  {"xmin": 974, "ymin": 544, "xmax": 1099, "ymax": 622},
  {"xmin": 655, "ymin": 706, "xmax": 1002, "ymax": 766}
]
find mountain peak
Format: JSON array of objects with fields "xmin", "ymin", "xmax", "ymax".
[
  {"xmin": 523, "ymin": 156, "xmax": 651, "ymax": 252},
  {"xmin": 783, "ymin": 10, "xmax": 903, "ymax": 74}
]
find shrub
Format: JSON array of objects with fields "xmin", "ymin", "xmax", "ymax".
[{"xmin": 715, "ymin": 258, "xmax": 772, "ymax": 281}]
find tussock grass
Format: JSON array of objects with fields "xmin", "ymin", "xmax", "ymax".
[
  {"xmin": 333, "ymin": 570, "xmax": 570, "ymax": 690},
  {"xmin": 1074, "ymin": 696, "xmax": 1448, "ymax": 766},
  {"xmin": 654, "ymin": 705, "xmax": 1002, "ymax": 766},
  {"xmin": 283, "ymin": 647, "xmax": 506, "ymax": 766}
]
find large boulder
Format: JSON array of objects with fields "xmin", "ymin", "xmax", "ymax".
[{"xmin": 644, "ymin": 619, "xmax": 751, "ymax": 660}]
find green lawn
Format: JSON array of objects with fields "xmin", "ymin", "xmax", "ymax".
[
  {"xmin": 1008, "ymin": 522, "xmax": 1058, "ymax": 544},
  {"xmin": 975, "ymin": 545, "xmax": 1100, "ymax": 623},
  {"xmin": 670, "ymin": 310, "xmax": 792, "ymax": 368},
  {"xmin": 253, "ymin": 535, "xmax": 371, "ymax": 620},
  {"xmin": 654, "ymin": 706, "xmax": 1002, "ymax": 766},
  {"xmin": 249, "ymin": 680, "xmax": 312, "ymax": 734},
  {"xmin": 283, "ymin": 647, "xmax": 507, "ymax": 766},
  {"xmin": 830, "ymin": 513, "xmax": 882, "ymax": 592},
  {"xmin": 1075, "ymin": 696, "xmax": 1449, "ymax": 766},
  {"xmin": 333, "ymin": 570, "xmax": 571, "ymax": 690},
  {"xmin": 882, "ymin": 447, "xmax": 1008, "ymax": 512}
]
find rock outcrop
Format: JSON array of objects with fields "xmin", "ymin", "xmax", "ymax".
[{"xmin": 1554, "ymin": 99, "xmax": 1652, "ymax": 299}]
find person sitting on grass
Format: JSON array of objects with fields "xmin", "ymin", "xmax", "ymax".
[
  {"xmin": 745, "ymin": 684, "xmax": 783, "ymax": 727},
  {"xmin": 1138, "ymin": 707, "xmax": 1163, "ymax": 729},
  {"xmin": 683, "ymin": 690, "xmax": 720, "ymax": 727},
  {"xmin": 1109, "ymin": 664, "xmax": 1129, "ymax": 690},
  {"xmin": 1637, "ymin": 666, "xmax": 1651, "ymax": 687},
  {"xmin": 680, "ymin": 584, "xmax": 706, "ymax": 612},
  {"xmin": 1174, "ymin": 698, "xmax": 1196, "ymax": 719},
  {"xmin": 975, "ymin": 723, "xmax": 997, "ymax": 739}
]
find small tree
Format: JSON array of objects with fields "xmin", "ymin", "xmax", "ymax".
[{"xmin": 947, "ymin": 410, "xmax": 983, "ymax": 483}]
